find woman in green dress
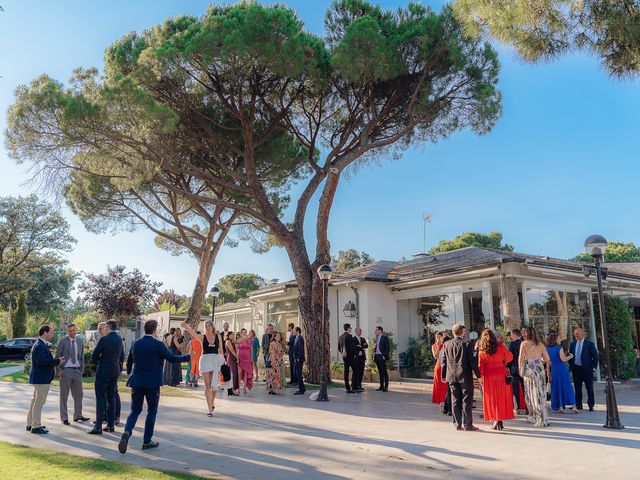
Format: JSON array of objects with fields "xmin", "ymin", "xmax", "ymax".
[{"xmin": 518, "ymin": 326, "xmax": 551, "ymax": 427}]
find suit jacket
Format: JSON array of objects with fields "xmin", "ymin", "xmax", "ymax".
[
  {"xmin": 29, "ymin": 338, "xmax": 60, "ymax": 384},
  {"xmin": 262, "ymin": 332, "xmax": 273, "ymax": 357},
  {"xmin": 354, "ymin": 336, "xmax": 368, "ymax": 361},
  {"xmin": 55, "ymin": 335, "xmax": 85, "ymax": 375},
  {"xmin": 126, "ymin": 335, "xmax": 190, "ymax": 388},
  {"xmin": 374, "ymin": 334, "xmax": 390, "ymax": 360},
  {"xmin": 287, "ymin": 333, "xmax": 296, "ymax": 356},
  {"xmin": 569, "ymin": 339, "xmax": 599, "ymax": 371},
  {"xmin": 507, "ymin": 338, "xmax": 522, "ymax": 376},
  {"xmin": 92, "ymin": 331, "xmax": 124, "ymax": 379},
  {"xmin": 338, "ymin": 332, "xmax": 356, "ymax": 361},
  {"xmin": 441, "ymin": 337, "xmax": 479, "ymax": 384},
  {"xmin": 293, "ymin": 335, "xmax": 305, "ymax": 362}
]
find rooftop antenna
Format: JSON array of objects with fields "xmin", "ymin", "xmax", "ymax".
[{"xmin": 423, "ymin": 211, "xmax": 433, "ymax": 253}]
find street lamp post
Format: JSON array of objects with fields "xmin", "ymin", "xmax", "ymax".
[
  {"xmin": 210, "ymin": 286, "xmax": 221, "ymax": 325},
  {"xmin": 584, "ymin": 235, "xmax": 624, "ymax": 430},
  {"xmin": 316, "ymin": 264, "xmax": 333, "ymax": 402}
]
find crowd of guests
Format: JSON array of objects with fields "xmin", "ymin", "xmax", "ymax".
[{"xmin": 431, "ymin": 324, "xmax": 599, "ymax": 431}]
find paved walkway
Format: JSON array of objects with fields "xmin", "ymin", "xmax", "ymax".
[
  {"xmin": 0, "ymin": 365, "xmax": 23, "ymax": 377},
  {"xmin": 0, "ymin": 379, "xmax": 638, "ymax": 479}
]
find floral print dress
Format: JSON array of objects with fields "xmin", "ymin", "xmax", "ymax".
[
  {"xmin": 522, "ymin": 345, "xmax": 549, "ymax": 427},
  {"xmin": 266, "ymin": 341, "xmax": 283, "ymax": 394}
]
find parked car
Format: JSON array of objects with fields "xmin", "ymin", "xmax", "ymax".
[{"xmin": 0, "ymin": 337, "xmax": 37, "ymax": 361}]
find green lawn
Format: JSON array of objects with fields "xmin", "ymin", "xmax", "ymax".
[
  {"xmin": 0, "ymin": 361, "xmax": 22, "ymax": 368},
  {"xmin": 0, "ymin": 441, "xmax": 211, "ymax": 479},
  {"xmin": 0, "ymin": 371, "xmax": 196, "ymax": 398}
]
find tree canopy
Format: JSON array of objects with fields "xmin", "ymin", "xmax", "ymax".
[
  {"xmin": 78, "ymin": 265, "xmax": 161, "ymax": 322},
  {"xmin": 6, "ymin": 1, "xmax": 502, "ymax": 380},
  {"xmin": 217, "ymin": 273, "xmax": 265, "ymax": 304},
  {"xmin": 333, "ymin": 248, "xmax": 375, "ymax": 272},
  {"xmin": 429, "ymin": 231, "xmax": 514, "ymax": 254},
  {"xmin": 573, "ymin": 240, "xmax": 640, "ymax": 263},
  {"xmin": 453, "ymin": 0, "xmax": 640, "ymax": 77},
  {"xmin": 0, "ymin": 195, "xmax": 76, "ymax": 299}
]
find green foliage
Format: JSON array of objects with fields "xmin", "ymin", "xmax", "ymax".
[
  {"xmin": 429, "ymin": 231, "xmax": 514, "ymax": 254},
  {"xmin": 333, "ymin": 249, "xmax": 375, "ymax": 273},
  {"xmin": 399, "ymin": 336, "xmax": 432, "ymax": 378},
  {"xmin": 573, "ymin": 241, "xmax": 640, "ymax": 263},
  {"xmin": 0, "ymin": 196, "xmax": 76, "ymax": 300},
  {"xmin": 595, "ymin": 296, "xmax": 636, "ymax": 380},
  {"xmin": 217, "ymin": 273, "xmax": 265, "ymax": 304},
  {"xmin": 12, "ymin": 293, "xmax": 27, "ymax": 338},
  {"xmin": 453, "ymin": 0, "xmax": 640, "ymax": 78},
  {"xmin": 367, "ymin": 331, "xmax": 398, "ymax": 372},
  {"xmin": 23, "ymin": 353, "xmax": 31, "ymax": 375}
]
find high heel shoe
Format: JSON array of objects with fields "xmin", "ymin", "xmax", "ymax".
[
  {"xmin": 491, "ymin": 422, "xmax": 499, "ymax": 430},
  {"xmin": 497, "ymin": 421, "xmax": 504, "ymax": 431}
]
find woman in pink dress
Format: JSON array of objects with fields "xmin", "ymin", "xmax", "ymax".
[
  {"xmin": 237, "ymin": 328, "xmax": 254, "ymax": 393},
  {"xmin": 431, "ymin": 332, "xmax": 448, "ymax": 405}
]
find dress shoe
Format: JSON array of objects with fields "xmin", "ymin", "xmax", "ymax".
[
  {"xmin": 293, "ymin": 390, "xmax": 305, "ymax": 395},
  {"xmin": 382, "ymin": 388, "xmax": 388, "ymax": 392},
  {"xmin": 142, "ymin": 440, "xmax": 159, "ymax": 450},
  {"xmin": 287, "ymin": 381, "xmax": 295, "ymax": 385},
  {"xmin": 88, "ymin": 427, "xmax": 103, "ymax": 435},
  {"xmin": 118, "ymin": 431, "xmax": 131, "ymax": 454},
  {"xmin": 589, "ymin": 407, "xmax": 594, "ymax": 412},
  {"xmin": 376, "ymin": 387, "xmax": 384, "ymax": 391},
  {"xmin": 26, "ymin": 426, "xmax": 31, "ymax": 431},
  {"xmin": 104, "ymin": 426, "xmax": 115, "ymax": 433},
  {"xmin": 74, "ymin": 416, "xmax": 90, "ymax": 422},
  {"xmin": 30, "ymin": 426, "xmax": 48, "ymax": 435},
  {"xmin": 62, "ymin": 420, "xmax": 71, "ymax": 426},
  {"xmin": 347, "ymin": 390, "xmax": 356, "ymax": 394},
  {"xmin": 456, "ymin": 425, "xmax": 462, "ymax": 431},
  {"xmin": 463, "ymin": 426, "xmax": 480, "ymax": 431}
]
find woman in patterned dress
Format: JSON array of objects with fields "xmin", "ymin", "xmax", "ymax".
[
  {"xmin": 266, "ymin": 332, "xmax": 284, "ymax": 395},
  {"xmin": 237, "ymin": 328, "xmax": 254, "ymax": 393},
  {"xmin": 518, "ymin": 326, "xmax": 551, "ymax": 427}
]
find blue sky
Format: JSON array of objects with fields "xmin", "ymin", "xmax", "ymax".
[{"xmin": 1, "ymin": 1, "xmax": 639, "ymax": 296}]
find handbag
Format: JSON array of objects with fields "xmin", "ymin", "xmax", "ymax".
[
  {"xmin": 505, "ymin": 373, "xmax": 514, "ymax": 385},
  {"xmin": 220, "ymin": 364, "xmax": 231, "ymax": 382}
]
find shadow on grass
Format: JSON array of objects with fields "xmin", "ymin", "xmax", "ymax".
[{"xmin": 0, "ymin": 441, "xmax": 210, "ymax": 479}]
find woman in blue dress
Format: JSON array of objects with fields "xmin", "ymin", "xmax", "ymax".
[{"xmin": 545, "ymin": 333, "xmax": 578, "ymax": 414}]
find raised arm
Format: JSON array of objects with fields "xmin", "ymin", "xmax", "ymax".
[
  {"xmin": 181, "ymin": 322, "xmax": 203, "ymax": 343},
  {"xmin": 559, "ymin": 348, "xmax": 573, "ymax": 363}
]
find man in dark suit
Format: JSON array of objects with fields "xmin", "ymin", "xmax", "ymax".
[
  {"xmin": 292, "ymin": 327, "xmax": 306, "ymax": 394},
  {"xmin": 27, "ymin": 325, "xmax": 64, "ymax": 434},
  {"xmin": 352, "ymin": 327, "xmax": 368, "ymax": 392},
  {"xmin": 508, "ymin": 329, "xmax": 524, "ymax": 413},
  {"xmin": 118, "ymin": 319, "xmax": 190, "ymax": 453},
  {"xmin": 569, "ymin": 327, "xmax": 599, "ymax": 411},
  {"xmin": 287, "ymin": 323, "xmax": 297, "ymax": 385},
  {"xmin": 441, "ymin": 324, "xmax": 480, "ymax": 431},
  {"xmin": 373, "ymin": 326, "xmax": 390, "ymax": 392},
  {"xmin": 338, "ymin": 323, "xmax": 357, "ymax": 393},
  {"xmin": 89, "ymin": 319, "xmax": 124, "ymax": 434}
]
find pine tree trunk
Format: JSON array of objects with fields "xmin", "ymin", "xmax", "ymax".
[{"xmin": 186, "ymin": 248, "xmax": 216, "ymax": 329}]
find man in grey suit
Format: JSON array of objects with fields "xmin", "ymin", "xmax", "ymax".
[
  {"xmin": 55, "ymin": 324, "xmax": 90, "ymax": 425},
  {"xmin": 441, "ymin": 324, "xmax": 481, "ymax": 431}
]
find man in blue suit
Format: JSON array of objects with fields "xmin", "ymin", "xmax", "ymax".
[
  {"xmin": 89, "ymin": 319, "xmax": 124, "ymax": 434},
  {"xmin": 27, "ymin": 325, "xmax": 63, "ymax": 434},
  {"xmin": 287, "ymin": 323, "xmax": 297, "ymax": 385},
  {"xmin": 569, "ymin": 327, "xmax": 599, "ymax": 411},
  {"xmin": 374, "ymin": 326, "xmax": 390, "ymax": 392},
  {"xmin": 292, "ymin": 326, "xmax": 306, "ymax": 394},
  {"xmin": 118, "ymin": 319, "xmax": 190, "ymax": 453}
]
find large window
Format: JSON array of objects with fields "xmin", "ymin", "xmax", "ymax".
[
  {"xmin": 418, "ymin": 294, "xmax": 457, "ymax": 333},
  {"xmin": 266, "ymin": 299, "xmax": 299, "ymax": 334},
  {"xmin": 526, "ymin": 287, "xmax": 592, "ymax": 345}
]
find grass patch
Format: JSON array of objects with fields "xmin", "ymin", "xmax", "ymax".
[
  {"xmin": 0, "ymin": 441, "xmax": 210, "ymax": 479},
  {"xmin": 0, "ymin": 371, "xmax": 196, "ymax": 398},
  {"xmin": 0, "ymin": 361, "xmax": 22, "ymax": 368}
]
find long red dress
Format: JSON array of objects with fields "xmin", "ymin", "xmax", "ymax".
[
  {"xmin": 431, "ymin": 343, "xmax": 447, "ymax": 404},
  {"xmin": 478, "ymin": 344, "xmax": 515, "ymax": 422}
]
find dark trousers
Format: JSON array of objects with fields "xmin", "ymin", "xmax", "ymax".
[
  {"xmin": 289, "ymin": 353, "xmax": 296, "ymax": 383},
  {"xmin": 353, "ymin": 357, "xmax": 365, "ymax": 389},
  {"xmin": 124, "ymin": 387, "xmax": 160, "ymax": 445},
  {"xmin": 443, "ymin": 384, "xmax": 452, "ymax": 414},
  {"xmin": 343, "ymin": 358, "xmax": 354, "ymax": 391},
  {"xmin": 95, "ymin": 375, "xmax": 118, "ymax": 428},
  {"xmin": 374, "ymin": 354, "xmax": 388, "ymax": 389},
  {"xmin": 295, "ymin": 359, "xmax": 305, "ymax": 392},
  {"xmin": 450, "ymin": 381, "xmax": 474, "ymax": 429},
  {"xmin": 512, "ymin": 374, "xmax": 523, "ymax": 409},
  {"xmin": 102, "ymin": 386, "xmax": 121, "ymax": 421},
  {"xmin": 573, "ymin": 366, "xmax": 595, "ymax": 409}
]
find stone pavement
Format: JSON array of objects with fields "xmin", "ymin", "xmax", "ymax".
[{"xmin": 0, "ymin": 378, "xmax": 638, "ymax": 480}]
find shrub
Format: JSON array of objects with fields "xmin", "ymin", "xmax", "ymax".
[
  {"xmin": 23, "ymin": 353, "xmax": 31, "ymax": 374},
  {"xmin": 595, "ymin": 296, "xmax": 637, "ymax": 380},
  {"xmin": 83, "ymin": 349, "xmax": 97, "ymax": 377},
  {"xmin": 330, "ymin": 361, "xmax": 344, "ymax": 374},
  {"xmin": 399, "ymin": 336, "xmax": 432, "ymax": 378}
]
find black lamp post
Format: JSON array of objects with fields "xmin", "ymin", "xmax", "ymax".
[
  {"xmin": 316, "ymin": 264, "xmax": 333, "ymax": 402},
  {"xmin": 584, "ymin": 235, "xmax": 624, "ymax": 429},
  {"xmin": 210, "ymin": 286, "xmax": 221, "ymax": 325}
]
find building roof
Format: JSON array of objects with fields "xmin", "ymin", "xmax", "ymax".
[{"xmin": 332, "ymin": 260, "xmax": 399, "ymax": 284}]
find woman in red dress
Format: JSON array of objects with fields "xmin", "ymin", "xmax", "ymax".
[
  {"xmin": 431, "ymin": 332, "xmax": 447, "ymax": 405},
  {"xmin": 478, "ymin": 328, "xmax": 514, "ymax": 430}
]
